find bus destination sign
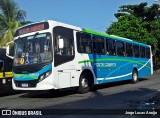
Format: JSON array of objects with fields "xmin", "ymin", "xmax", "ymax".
[{"xmin": 15, "ymin": 22, "xmax": 49, "ymax": 37}]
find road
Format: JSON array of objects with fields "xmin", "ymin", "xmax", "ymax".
[{"xmin": 0, "ymin": 71, "xmax": 160, "ymax": 118}]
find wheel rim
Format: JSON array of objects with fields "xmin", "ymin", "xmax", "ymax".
[
  {"xmin": 133, "ymin": 72, "xmax": 137, "ymax": 81},
  {"xmin": 81, "ymin": 78, "xmax": 89, "ymax": 88}
]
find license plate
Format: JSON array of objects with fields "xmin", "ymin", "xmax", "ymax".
[{"xmin": 21, "ymin": 83, "xmax": 28, "ymax": 87}]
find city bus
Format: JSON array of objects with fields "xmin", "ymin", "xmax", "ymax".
[
  {"xmin": 0, "ymin": 48, "xmax": 13, "ymax": 90},
  {"xmin": 10, "ymin": 20, "xmax": 153, "ymax": 93}
]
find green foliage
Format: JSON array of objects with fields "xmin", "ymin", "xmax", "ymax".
[
  {"xmin": 115, "ymin": 2, "xmax": 160, "ymax": 21},
  {"xmin": 107, "ymin": 15, "xmax": 157, "ymax": 53},
  {"xmin": 107, "ymin": 2, "xmax": 160, "ymax": 63},
  {"xmin": 0, "ymin": 0, "xmax": 30, "ymax": 47}
]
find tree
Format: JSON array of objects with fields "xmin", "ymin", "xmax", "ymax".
[
  {"xmin": 107, "ymin": 15, "xmax": 157, "ymax": 53},
  {"xmin": 114, "ymin": 2, "xmax": 160, "ymax": 21},
  {"xmin": 107, "ymin": 2, "xmax": 160, "ymax": 62},
  {"xmin": 0, "ymin": 0, "xmax": 28, "ymax": 47}
]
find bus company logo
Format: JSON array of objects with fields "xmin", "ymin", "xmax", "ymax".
[
  {"xmin": 95, "ymin": 63, "xmax": 117, "ymax": 68},
  {"xmin": 29, "ymin": 73, "xmax": 39, "ymax": 77},
  {"xmin": 2, "ymin": 110, "xmax": 11, "ymax": 115}
]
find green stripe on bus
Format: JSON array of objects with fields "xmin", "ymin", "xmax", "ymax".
[
  {"xmin": 82, "ymin": 28, "xmax": 150, "ymax": 47},
  {"xmin": 82, "ymin": 28, "xmax": 125, "ymax": 40},
  {"xmin": 78, "ymin": 58, "xmax": 151, "ymax": 69},
  {"xmin": 82, "ymin": 28, "xmax": 109, "ymax": 37}
]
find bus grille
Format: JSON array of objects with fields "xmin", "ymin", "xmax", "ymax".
[{"xmin": 15, "ymin": 80, "xmax": 38, "ymax": 88}]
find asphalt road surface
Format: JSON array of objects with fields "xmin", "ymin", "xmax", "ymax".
[{"xmin": 1, "ymin": 71, "xmax": 160, "ymax": 118}]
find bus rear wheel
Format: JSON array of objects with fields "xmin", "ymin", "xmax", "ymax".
[
  {"xmin": 78, "ymin": 73, "xmax": 91, "ymax": 94},
  {"xmin": 131, "ymin": 69, "xmax": 138, "ymax": 83}
]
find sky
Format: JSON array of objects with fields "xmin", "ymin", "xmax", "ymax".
[{"xmin": 14, "ymin": 0, "xmax": 156, "ymax": 33}]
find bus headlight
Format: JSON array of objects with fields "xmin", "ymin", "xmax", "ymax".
[
  {"xmin": 39, "ymin": 75, "xmax": 45, "ymax": 81},
  {"xmin": 39, "ymin": 70, "xmax": 52, "ymax": 82},
  {"xmin": 46, "ymin": 70, "xmax": 52, "ymax": 77}
]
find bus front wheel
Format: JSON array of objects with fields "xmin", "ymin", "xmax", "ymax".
[
  {"xmin": 78, "ymin": 73, "xmax": 91, "ymax": 94},
  {"xmin": 131, "ymin": 69, "xmax": 138, "ymax": 83}
]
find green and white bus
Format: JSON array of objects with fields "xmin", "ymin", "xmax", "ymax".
[{"xmin": 10, "ymin": 20, "xmax": 153, "ymax": 93}]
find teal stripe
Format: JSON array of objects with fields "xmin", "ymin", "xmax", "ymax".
[{"xmin": 14, "ymin": 74, "xmax": 38, "ymax": 79}]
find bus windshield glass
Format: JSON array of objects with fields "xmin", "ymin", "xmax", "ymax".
[{"xmin": 14, "ymin": 33, "xmax": 52, "ymax": 66}]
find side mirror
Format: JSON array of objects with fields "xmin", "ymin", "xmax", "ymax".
[
  {"xmin": 6, "ymin": 41, "xmax": 14, "ymax": 59},
  {"xmin": 59, "ymin": 38, "xmax": 64, "ymax": 49}
]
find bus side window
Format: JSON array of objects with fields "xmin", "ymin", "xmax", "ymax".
[
  {"xmin": 140, "ymin": 46, "xmax": 145, "ymax": 58},
  {"xmin": 126, "ymin": 43, "xmax": 133, "ymax": 57},
  {"xmin": 133, "ymin": 45, "xmax": 140, "ymax": 58},
  {"xmin": 116, "ymin": 41, "xmax": 125, "ymax": 56},
  {"xmin": 105, "ymin": 39, "xmax": 109, "ymax": 54},
  {"xmin": 146, "ymin": 47, "xmax": 150, "ymax": 58},
  {"xmin": 77, "ymin": 32, "xmax": 92, "ymax": 54},
  {"xmin": 0, "ymin": 61, "xmax": 4, "ymax": 72},
  {"xmin": 107, "ymin": 39, "xmax": 116, "ymax": 56},
  {"xmin": 93, "ymin": 36, "xmax": 105, "ymax": 54}
]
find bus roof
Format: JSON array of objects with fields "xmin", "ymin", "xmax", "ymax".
[
  {"xmin": 15, "ymin": 20, "xmax": 150, "ymax": 47},
  {"xmin": 82, "ymin": 28, "xmax": 150, "ymax": 47}
]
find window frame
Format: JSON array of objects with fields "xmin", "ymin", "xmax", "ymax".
[
  {"xmin": 116, "ymin": 41, "xmax": 125, "ymax": 56},
  {"xmin": 76, "ymin": 32, "xmax": 92, "ymax": 54},
  {"xmin": 106, "ymin": 38, "xmax": 116, "ymax": 56},
  {"xmin": 53, "ymin": 26, "xmax": 75, "ymax": 67},
  {"xmin": 92, "ymin": 35, "xmax": 105, "ymax": 54},
  {"xmin": 146, "ymin": 47, "xmax": 151, "ymax": 59},
  {"xmin": 140, "ymin": 46, "xmax": 146, "ymax": 58},
  {"xmin": 126, "ymin": 43, "xmax": 133, "ymax": 57},
  {"xmin": 133, "ymin": 44, "xmax": 140, "ymax": 58}
]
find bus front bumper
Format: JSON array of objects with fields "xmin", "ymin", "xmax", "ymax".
[{"xmin": 12, "ymin": 76, "xmax": 58, "ymax": 90}]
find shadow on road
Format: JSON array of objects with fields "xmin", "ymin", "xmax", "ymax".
[
  {"xmin": 0, "ymin": 86, "xmax": 24, "ymax": 97},
  {"xmin": 0, "ymin": 78, "xmax": 148, "ymax": 98},
  {"xmin": 1, "ymin": 78, "xmax": 160, "ymax": 117},
  {"xmin": 19, "ymin": 88, "xmax": 78, "ymax": 98},
  {"xmin": 93, "ymin": 78, "xmax": 148, "ymax": 91},
  {"xmin": 19, "ymin": 78, "xmax": 149, "ymax": 98},
  {"xmin": 37, "ymin": 88, "xmax": 160, "ymax": 117}
]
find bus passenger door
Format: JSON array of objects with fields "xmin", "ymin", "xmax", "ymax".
[{"xmin": 53, "ymin": 26, "xmax": 76, "ymax": 88}]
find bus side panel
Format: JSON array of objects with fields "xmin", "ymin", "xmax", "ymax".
[
  {"xmin": 138, "ymin": 59, "xmax": 152, "ymax": 78},
  {"xmin": 87, "ymin": 54, "xmax": 152, "ymax": 84}
]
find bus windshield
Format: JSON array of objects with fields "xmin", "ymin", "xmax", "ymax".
[{"xmin": 14, "ymin": 33, "xmax": 52, "ymax": 66}]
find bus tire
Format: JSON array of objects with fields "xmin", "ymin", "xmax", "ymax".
[
  {"xmin": 131, "ymin": 69, "xmax": 138, "ymax": 83},
  {"xmin": 78, "ymin": 73, "xmax": 91, "ymax": 94}
]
